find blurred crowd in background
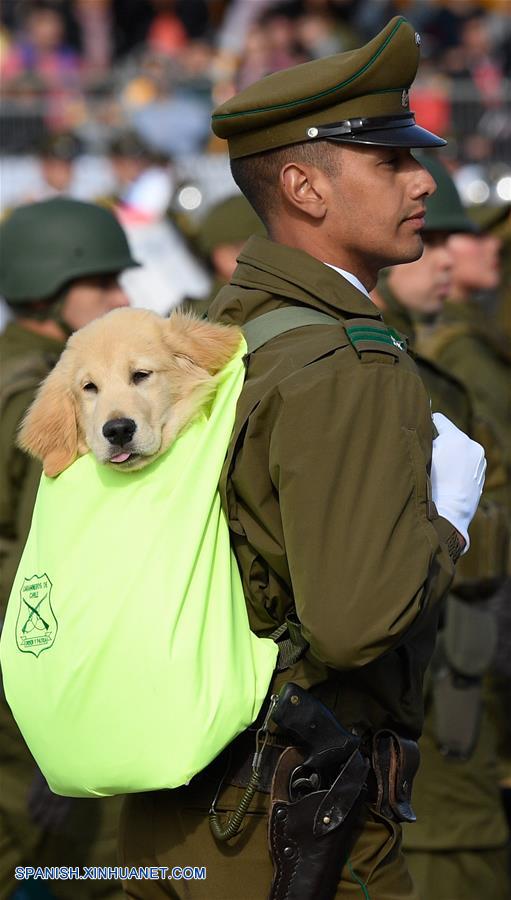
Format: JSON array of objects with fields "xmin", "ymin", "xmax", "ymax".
[{"xmin": 0, "ymin": 0, "xmax": 510, "ymax": 319}]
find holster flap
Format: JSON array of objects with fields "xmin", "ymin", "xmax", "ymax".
[{"xmin": 314, "ymin": 748, "xmax": 369, "ymax": 836}]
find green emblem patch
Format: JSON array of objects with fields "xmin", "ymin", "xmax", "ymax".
[
  {"xmin": 16, "ymin": 574, "xmax": 57, "ymax": 657},
  {"xmin": 345, "ymin": 321, "xmax": 407, "ymax": 356}
]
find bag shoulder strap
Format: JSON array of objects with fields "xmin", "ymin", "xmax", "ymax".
[
  {"xmin": 240, "ymin": 308, "xmax": 339, "ymax": 670},
  {"xmin": 242, "ymin": 308, "xmax": 339, "ymax": 353}
]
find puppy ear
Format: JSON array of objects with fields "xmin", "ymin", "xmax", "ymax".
[
  {"xmin": 163, "ymin": 312, "xmax": 242, "ymax": 374},
  {"xmin": 17, "ymin": 356, "xmax": 78, "ymax": 477}
]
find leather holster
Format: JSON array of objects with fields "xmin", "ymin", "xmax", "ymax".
[{"xmin": 268, "ymin": 747, "xmax": 369, "ymax": 900}]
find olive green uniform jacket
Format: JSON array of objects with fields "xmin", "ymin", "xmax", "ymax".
[
  {"xmin": 417, "ymin": 301, "xmax": 511, "ymax": 514},
  {"xmin": 0, "ymin": 321, "xmax": 63, "ymax": 616},
  {"xmin": 209, "ymin": 235, "xmax": 457, "ymax": 742},
  {"xmin": 0, "ymin": 321, "xmax": 123, "ymax": 899}
]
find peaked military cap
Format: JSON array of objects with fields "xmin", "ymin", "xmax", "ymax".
[{"xmin": 212, "ymin": 16, "xmax": 446, "ymax": 159}]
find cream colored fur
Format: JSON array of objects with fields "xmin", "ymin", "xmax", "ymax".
[{"xmin": 18, "ymin": 308, "xmax": 242, "ymax": 477}]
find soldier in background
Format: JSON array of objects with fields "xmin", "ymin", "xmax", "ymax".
[
  {"xmin": 34, "ymin": 131, "xmax": 82, "ymax": 200},
  {"xmin": 181, "ymin": 194, "xmax": 265, "ymax": 317},
  {"xmin": 416, "ymin": 202, "xmax": 511, "ymax": 510},
  {"xmin": 0, "ymin": 197, "xmax": 138, "ymax": 900},
  {"xmin": 372, "ymin": 154, "xmax": 510, "ymax": 900},
  {"xmin": 468, "ymin": 203, "xmax": 511, "ymax": 341},
  {"xmin": 101, "ymin": 130, "xmax": 165, "ymax": 209},
  {"xmin": 100, "ymin": 130, "xmax": 211, "ymax": 315}
]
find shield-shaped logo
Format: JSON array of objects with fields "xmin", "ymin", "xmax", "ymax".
[{"xmin": 16, "ymin": 574, "xmax": 58, "ymax": 657}]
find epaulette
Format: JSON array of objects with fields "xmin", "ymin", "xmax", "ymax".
[{"xmin": 345, "ymin": 317, "xmax": 407, "ymax": 359}]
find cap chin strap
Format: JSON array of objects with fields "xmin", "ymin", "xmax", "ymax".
[{"xmin": 311, "ymin": 112, "xmax": 416, "ymax": 139}]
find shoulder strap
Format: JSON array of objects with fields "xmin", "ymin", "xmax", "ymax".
[
  {"xmin": 242, "ymin": 308, "xmax": 339, "ymax": 353},
  {"xmin": 240, "ymin": 308, "xmax": 339, "ymax": 670}
]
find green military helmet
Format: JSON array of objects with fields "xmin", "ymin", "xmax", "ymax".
[
  {"xmin": 415, "ymin": 152, "xmax": 477, "ymax": 234},
  {"xmin": 197, "ymin": 195, "xmax": 266, "ymax": 258},
  {"xmin": 0, "ymin": 197, "xmax": 139, "ymax": 303}
]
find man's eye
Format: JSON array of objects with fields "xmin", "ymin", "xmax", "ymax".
[
  {"xmin": 132, "ymin": 371, "xmax": 152, "ymax": 385},
  {"xmin": 384, "ymin": 156, "xmax": 399, "ymax": 167},
  {"xmin": 83, "ymin": 382, "xmax": 98, "ymax": 393}
]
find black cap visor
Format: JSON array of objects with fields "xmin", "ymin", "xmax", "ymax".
[{"xmin": 313, "ymin": 113, "xmax": 446, "ymax": 149}]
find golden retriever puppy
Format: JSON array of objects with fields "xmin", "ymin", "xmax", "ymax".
[{"xmin": 18, "ymin": 308, "xmax": 242, "ymax": 477}]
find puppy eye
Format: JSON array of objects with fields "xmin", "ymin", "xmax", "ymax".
[
  {"xmin": 132, "ymin": 370, "xmax": 152, "ymax": 385},
  {"xmin": 83, "ymin": 382, "xmax": 98, "ymax": 393}
]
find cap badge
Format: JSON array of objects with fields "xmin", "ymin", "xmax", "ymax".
[
  {"xmin": 415, "ymin": 32, "xmax": 421, "ymax": 46},
  {"xmin": 401, "ymin": 89, "xmax": 409, "ymax": 108}
]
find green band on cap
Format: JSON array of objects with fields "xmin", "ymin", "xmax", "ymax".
[{"xmin": 213, "ymin": 17, "xmax": 406, "ymax": 123}]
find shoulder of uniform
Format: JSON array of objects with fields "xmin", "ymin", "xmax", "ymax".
[
  {"xmin": 0, "ymin": 352, "xmax": 53, "ymax": 415},
  {"xmin": 416, "ymin": 321, "xmax": 472, "ymax": 361},
  {"xmin": 343, "ymin": 316, "xmax": 408, "ymax": 360}
]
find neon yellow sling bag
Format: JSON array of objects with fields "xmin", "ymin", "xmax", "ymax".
[{"xmin": 0, "ymin": 339, "xmax": 278, "ymax": 797}]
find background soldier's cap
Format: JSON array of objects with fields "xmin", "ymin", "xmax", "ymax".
[
  {"xmin": 415, "ymin": 152, "xmax": 478, "ymax": 235},
  {"xmin": 37, "ymin": 131, "xmax": 83, "ymax": 161},
  {"xmin": 212, "ymin": 16, "xmax": 446, "ymax": 159},
  {"xmin": 197, "ymin": 195, "xmax": 266, "ymax": 257}
]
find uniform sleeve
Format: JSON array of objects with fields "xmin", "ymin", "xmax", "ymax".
[
  {"xmin": 0, "ymin": 389, "xmax": 42, "ymax": 618},
  {"xmin": 268, "ymin": 351, "xmax": 457, "ymax": 670}
]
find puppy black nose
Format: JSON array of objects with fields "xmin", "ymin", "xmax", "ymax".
[{"xmin": 102, "ymin": 418, "xmax": 137, "ymax": 446}]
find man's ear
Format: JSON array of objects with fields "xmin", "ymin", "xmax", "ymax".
[
  {"xmin": 17, "ymin": 356, "xmax": 78, "ymax": 477},
  {"xmin": 280, "ymin": 162, "xmax": 328, "ymax": 220},
  {"xmin": 163, "ymin": 313, "xmax": 242, "ymax": 374}
]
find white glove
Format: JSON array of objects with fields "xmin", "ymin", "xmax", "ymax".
[{"xmin": 430, "ymin": 412, "xmax": 486, "ymax": 553}]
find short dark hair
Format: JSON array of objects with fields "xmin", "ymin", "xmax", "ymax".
[{"xmin": 230, "ymin": 141, "xmax": 340, "ymax": 227}]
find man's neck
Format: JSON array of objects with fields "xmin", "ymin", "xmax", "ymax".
[{"xmin": 267, "ymin": 226, "xmax": 378, "ymax": 292}]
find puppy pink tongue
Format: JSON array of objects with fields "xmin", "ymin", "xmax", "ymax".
[{"xmin": 110, "ymin": 452, "xmax": 131, "ymax": 463}]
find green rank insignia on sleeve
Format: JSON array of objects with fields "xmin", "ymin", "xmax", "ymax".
[{"xmin": 345, "ymin": 318, "xmax": 408, "ymax": 358}]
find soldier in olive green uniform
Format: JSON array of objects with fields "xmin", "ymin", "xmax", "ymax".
[
  {"xmin": 416, "ymin": 209, "xmax": 511, "ymax": 513},
  {"xmin": 0, "ymin": 198, "xmax": 139, "ymax": 900},
  {"xmin": 119, "ymin": 19, "xmax": 486, "ymax": 900},
  {"xmin": 181, "ymin": 195, "xmax": 266, "ymax": 318},
  {"xmin": 372, "ymin": 155, "xmax": 510, "ymax": 900}
]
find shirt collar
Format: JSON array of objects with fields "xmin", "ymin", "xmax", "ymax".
[{"xmin": 324, "ymin": 263, "xmax": 371, "ymax": 299}]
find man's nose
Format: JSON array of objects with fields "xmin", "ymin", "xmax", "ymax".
[
  {"xmin": 437, "ymin": 245, "xmax": 453, "ymax": 270},
  {"xmin": 102, "ymin": 418, "xmax": 137, "ymax": 446},
  {"xmin": 411, "ymin": 164, "xmax": 437, "ymax": 200}
]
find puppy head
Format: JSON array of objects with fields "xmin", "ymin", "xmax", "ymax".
[{"xmin": 18, "ymin": 308, "xmax": 242, "ymax": 476}]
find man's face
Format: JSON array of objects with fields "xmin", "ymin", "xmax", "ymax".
[
  {"xmin": 387, "ymin": 233, "xmax": 453, "ymax": 315},
  {"xmin": 111, "ymin": 157, "xmax": 148, "ymax": 190},
  {"xmin": 448, "ymin": 232, "xmax": 502, "ymax": 294},
  {"xmin": 62, "ymin": 274, "xmax": 130, "ymax": 332},
  {"xmin": 324, "ymin": 145, "xmax": 436, "ymax": 276},
  {"xmin": 40, "ymin": 158, "xmax": 74, "ymax": 193}
]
